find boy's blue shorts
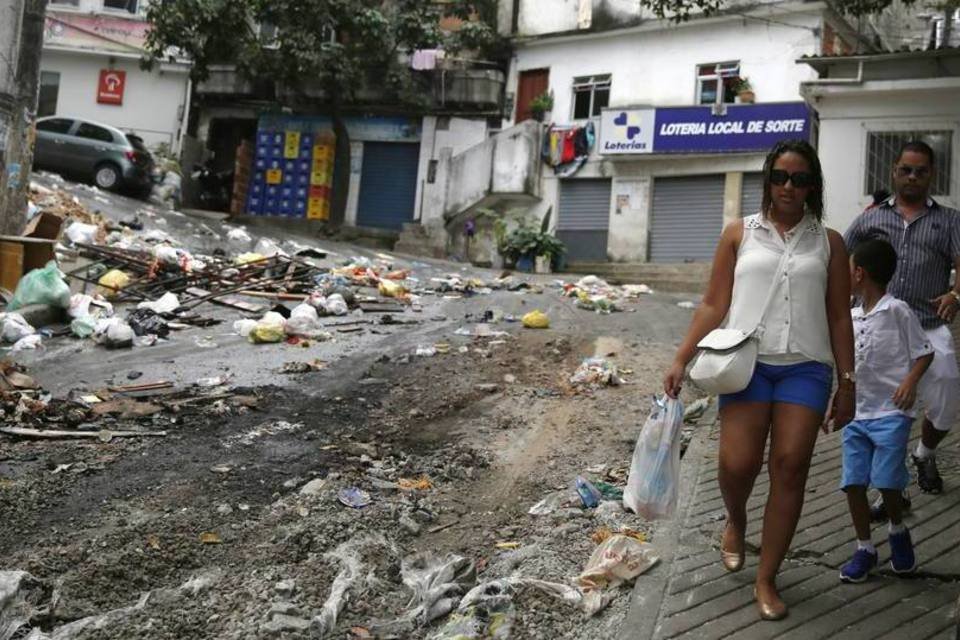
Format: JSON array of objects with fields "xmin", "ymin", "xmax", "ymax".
[
  {"xmin": 718, "ymin": 361, "xmax": 833, "ymax": 416},
  {"xmin": 840, "ymin": 414, "xmax": 914, "ymax": 491}
]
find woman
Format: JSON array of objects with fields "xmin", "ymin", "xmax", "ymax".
[{"xmin": 663, "ymin": 140, "xmax": 855, "ymax": 620}]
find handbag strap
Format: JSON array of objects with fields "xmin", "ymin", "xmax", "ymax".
[{"xmin": 750, "ymin": 218, "xmax": 809, "ymax": 339}]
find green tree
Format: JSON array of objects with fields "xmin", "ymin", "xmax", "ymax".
[{"xmin": 143, "ymin": 0, "xmax": 500, "ymax": 224}]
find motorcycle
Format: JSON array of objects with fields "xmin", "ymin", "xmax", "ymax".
[{"xmin": 191, "ymin": 162, "xmax": 234, "ymax": 212}]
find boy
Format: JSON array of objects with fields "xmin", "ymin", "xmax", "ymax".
[{"xmin": 839, "ymin": 238, "xmax": 934, "ymax": 583}]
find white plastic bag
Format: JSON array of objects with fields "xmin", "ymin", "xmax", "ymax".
[
  {"xmin": 623, "ymin": 396, "xmax": 684, "ymax": 519},
  {"xmin": 0, "ymin": 313, "xmax": 35, "ymax": 343},
  {"xmin": 323, "ymin": 293, "xmax": 348, "ymax": 316},
  {"xmin": 92, "ymin": 317, "xmax": 135, "ymax": 349},
  {"xmin": 233, "ymin": 319, "xmax": 257, "ymax": 337},
  {"xmin": 285, "ymin": 304, "xmax": 329, "ymax": 338},
  {"xmin": 64, "ymin": 221, "xmax": 98, "ymax": 245},
  {"xmin": 137, "ymin": 292, "xmax": 179, "ymax": 314}
]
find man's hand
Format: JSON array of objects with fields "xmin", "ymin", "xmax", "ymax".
[
  {"xmin": 892, "ymin": 380, "xmax": 918, "ymax": 411},
  {"xmin": 931, "ymin": 292, "xmax": 959, "ymax": 322},
  {"xmin": 824, "ymin": 385, "xmax": 855, "ymax": 433}
]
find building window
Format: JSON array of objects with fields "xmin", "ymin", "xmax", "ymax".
[
  {"xmin": 697, "ymin": 61, "xmax": 740, "ymax": 105},
  {"xmin": 865, "ymin": 130, "xmax": 953, "ymax": 196},
  {"xmin": 50, "ymin": 0, "xmax": 80, "ymax": 6},
  {"xmin": 572, "ymin": 74, "xmax": 610, "ymax": 120},
  {"xmin": 103, "ymin": 0, "xmax": 138, "ymax": 13},
  {"xmin": 38, "ymin": 71, "xmax": 60, "ymax": 117}
]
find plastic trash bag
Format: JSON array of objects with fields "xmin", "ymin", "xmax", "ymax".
[
  {"xmin": 64, "ymin": 221, "xmax": 99, "ymax": 245},
  {"xmin": 7, "ymin": 262, "xmax": 71, "ymax": 310},
  {"xmin": 0, "ymin": 313, "xmax": 35, "ymax": 343},
  {"xmin": 249, "ymin": 312, "xmax": 286, "ymax": 344},
  {"xmin": 575, "ymin": 534, "xmax": 659, "ymax": 592},
  {"xmin": 323, "ymin": 293, "xmax": 348, "ymax": 316},
  {"xmin": 521, "ymin": 309, "xmax": 549, "ymax": 329},
  {"xmin": 71, "ymin": 316, "xmax": 97, "ymax": 338},
  {"xmin": 96, "ymin": 269, "xmax": 130, "ymax": 300},
  {"xmin": 378, "ymin": 279, "xmax": 407, "ymax": 298},
  {"xmin": 126, "ymin": 308, "xmax": 170, "ymax": 338},
  {"xmin": 285, "ymin": 304, "xmax": 330, "ymax": 338},
  {"xmin": 233, "ymin": 319, "xmax": 257, "ymax": 337},
  {"xmin": 623, "ymin": 396, "xmax": 684, "ymax": 519},
  {"xmin": 10, "ymin": 334, "xmax": 41, "ymax": 352},
  {"xmin": 226, "ymin": 227, "xmax": 252, "ymax": 247},
  {"xmin": 137, "ymin": 292, "xmax": 179, "ymax": 314},
  {"xmin": 92, "ymin": 317, "xmax": 135, "ymax": 349}
]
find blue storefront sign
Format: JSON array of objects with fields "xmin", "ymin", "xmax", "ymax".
[{"xmin": 652, "ymin": 102, "xmax": 810, "ymax": 154}]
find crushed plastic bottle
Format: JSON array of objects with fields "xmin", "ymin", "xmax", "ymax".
[{"xmin": 575, "ymin": 476, "xmax": 603, "ymax": 509}]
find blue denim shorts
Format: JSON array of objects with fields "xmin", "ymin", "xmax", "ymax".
[
  {"xmin": 840, "ymin": 415, "xmax": 913, "ymax": 491},
  {"xmin": 718, "ymin": 361, "xmax": 834, "ymax": 416}
]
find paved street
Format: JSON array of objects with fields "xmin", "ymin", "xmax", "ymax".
[{"xmin": 628, "ymin": 406, "xmax": 960, "ymax": 639}]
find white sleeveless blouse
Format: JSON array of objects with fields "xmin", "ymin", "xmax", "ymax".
[{"xmin": 725, "ymin": 212, "xmax": 834, "ymax": 366}]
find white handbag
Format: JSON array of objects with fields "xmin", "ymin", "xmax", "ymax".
[{"xmin": 688, "ymin": 247, "xmax": 792, "ymax": 395}]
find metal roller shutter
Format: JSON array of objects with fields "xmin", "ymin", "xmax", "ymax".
[
  {"xmin": 557, "ymin": 179, "xmax": 611, "ymax": 263},
  {"xmin": 650, "ymin": 175, "xmax": 725, "ymax": 263},
  {"xmin": 357, "ymin": 142, "xmax": 420, "ymax": 230},
  {"xmin": 741, "ymin": 172, "xmax": 764, "ymax": 217}
]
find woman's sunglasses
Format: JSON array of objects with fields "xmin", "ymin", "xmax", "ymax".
[{"xmin": 769, "ymin": 170, "xmax": 815, "ymax": 188}]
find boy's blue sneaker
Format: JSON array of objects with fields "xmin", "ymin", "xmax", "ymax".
[
  {"xmin": 889, "ymin": 528, "xmax": 917, "ymax": 574},
  {"xmin": 840, "ymin": 548, "xmax": 878, "ymax": 583}
]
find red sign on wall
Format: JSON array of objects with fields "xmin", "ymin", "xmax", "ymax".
[{"xmin": 97, "ymin": 69, "xmax": 126, "ymax": 105}]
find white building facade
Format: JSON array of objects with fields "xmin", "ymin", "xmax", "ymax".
[
  {"xmin": 499, "ymin": 0, "xmax": 862, "ymax": 264},
  {"xmin": 800, "ymin": 48, "xmax": 960, "ymax": 236},
  {"xmin": 40, "ymin": 0, "xmax": 191, "ymax": 153}
]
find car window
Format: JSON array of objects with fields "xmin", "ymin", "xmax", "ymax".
[
  {"xmin": 75, "ymin": 122, "xmax": 116, "ymax": 144},
  {"xmin": 36, "ymin": 118, "xmax": 74, "ymax": 134},
  {"xmin": 126, "ymin": 134, "xmax": 148, "ymax": 151}
]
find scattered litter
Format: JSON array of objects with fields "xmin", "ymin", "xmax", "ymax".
[
  {"xmin": 528, "ymin": 491, "xmax": 578, "ymax": 516},
  {"xmin": 575, "ymin": 475, "xmax": 603, "ymax": 508},
  {"xmin": 233, "ymin": 319, "xmax": 257, "ymax": 337},
  {"xmin": 97, "ymin": 269, "xmax": 131, "ymax": 300},
  {"xmin": 684, "ymin": 396, "xmax": 713, "ymax": 423},
  {"xmin": 569, "ymin": 357, "xmax": 623, "ymax": 388},
  {"xmin": 397, "ymin": 476, "xmax": 433, "ymax": 491},
  {"xmin": 338, "ymin": 487, "xmax": 372, "ymax": 508},
  {"xmin": 0, "ymin": 313, "xmax": 35, "ymax": 343},
  {"xmin": 196, "ymin": 375, "xmax": 229, "ymax": 388},
  {"xmin": 521, "ymin": 309, "xmax": 550, "ymax": 329},
  {"xmin": 250, "ymin": 312, "xmax": 286, "ymax": 344},
  {"xmin": 199, "ymin": 532, "xmax": 222, "ymax": 544},
  {"xmin": 10, "ymin": 334, "xmax": 42, "ymax": 352},
  {"xmin": 92, "ymin": 318, "xmax": 135, "ymax": 349},
  {"xmin": 415, "ymin": 345, "xmax": 437, "ymax": 357},
  {"xmin": 137, "ymin": 292, "xmax": 180, "ymax": 314},
  {"xmin": 64, "ymin": 221, "xmax": 99, "ymax": 245},
  {"xmin": 677, "ymin": 301, "xmax": 697, "ymax": 309},
  {"xmin": 281, "ymin": 360, "xmax": 325, "ymax": 374}
]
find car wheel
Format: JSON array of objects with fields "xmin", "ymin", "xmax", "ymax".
[{"xmin": 94, "ymin": 163, "xmax": 121, "ymax": 190}]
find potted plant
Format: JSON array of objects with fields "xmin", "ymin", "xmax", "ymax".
[
  {"xmin": 732, "ymin": 77, "xmax": 755, "ymax": 103},
  {"xmin": 501, "ymin": 224, "xmax": 566, "ymax": 272},
  {"xmin": 529, "ymin": 91, "xmax": 554, "ymax": 123}
]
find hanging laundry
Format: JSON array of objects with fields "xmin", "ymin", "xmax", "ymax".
[
  {"xmin": 411, "ymin": 49, "xmax": 445, "ymax": 70},
  {"xmin": 561, "ymin": 129, "xmax": 578, "ymax": 164},
  {"xmin": 550, "ymin": 128, "xmax": 563, "ymax": 166}
]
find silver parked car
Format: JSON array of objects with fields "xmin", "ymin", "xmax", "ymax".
[{"xmin": 33, "ymin": 116, "xmax": 154, "ymax": 194}]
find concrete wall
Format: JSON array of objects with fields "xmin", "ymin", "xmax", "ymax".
[
  {"xmin": 810, "ymin": 79, "xmax": 960, "ymax": 235},
  {"xmin": 506, "ymin": 8, "xmax": 821, "ymax": 127},
  {"xmin": 39, "ymin": 50, "xmax": 189, "ymax": 150},
  {"xmin": 491, "ymin": 121, "xmax": 541, "ymax": 194},
  {"xmin": 415, "ymin": 116, "xmax": 489, "ymax": 228}
]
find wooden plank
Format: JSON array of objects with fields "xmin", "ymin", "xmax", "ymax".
[{"xmin": 185, "ymin": 287, "xmax": 266, "ymax": 313}]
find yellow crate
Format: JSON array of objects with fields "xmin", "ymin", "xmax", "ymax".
[
  {"xmin": 310, "ymin": 169, "xmax": 331, "ymax": 186},
  {"xmin": 307, "ymin": 198, "xmax": 330, "ymax": 220},
  {"xmin": 312, "ymin": 145, "xmax": 334, "ymax": 161},
  {"xmin": 265, "ymin": 168, "xmax": 283, "ymax": 185},
  {"xmin": 284, "ymin": 131, "xmax": 301, "ymax": 149},
  {"xmin": 311, "ymin": 156, "xmax": 331, "ymax": 171}
]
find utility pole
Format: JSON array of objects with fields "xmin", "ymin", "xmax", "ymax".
[{"xmin": 0, "ymin": 0, "xmax": 47, "ymax": 236}]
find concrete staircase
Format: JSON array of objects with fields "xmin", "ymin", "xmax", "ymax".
[
  {"xmin": 393, "ymin": 223, "xmax": 447, "ymax": 259},
  {"xmin": 560, "ymin": 262, "xmax": 710, "ymax": 293}
]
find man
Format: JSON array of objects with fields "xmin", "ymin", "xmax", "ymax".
[{"xmin": 844, "ymin": 140, "xmax": 960, "ymax": 495}]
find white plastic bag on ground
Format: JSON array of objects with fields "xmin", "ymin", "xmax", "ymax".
[
  {"xmin": 137, "ymin": 292, "xmax": 179, "ymax": 314},
  {"xmin": 64, "ymin": 222, "xmax": 98, "ymax": 245},
  {"xmin": 226, "ymin": 227, "xmax": 252, "ymax": 248},
  {"xmin": 233, "ymin": 319, "xmax": 257, "ymax": 338},
  {"xmin": 285, "ymin": 304, "xmax": 331, "ymax": 338},
  {"xmin": 0, "ymin": 313, "xmax": 35, "ymax": 343},
  {"xmin": 575, "ymin": 535, "xmax": 659, "ymax": 592},
  {"xmin": 249, "ymin": 311, "xmax": 286, "ymax": 344},
  {"xmin": 92, "ymin": 318, "xmax": 135, "ymax": 349},
  {"xmin": 254, "ymin": 238, "xmax": 285, "ymax": 257},
  {"xmin": 10, "ymin": 335, "xmax": 41, "ymax": 352},
  {"xmin": 623, "ymin": 396, "xmax": 684, "ymax": 519},
  {"xmin": 323, "ymin": 293, "xmax": 348, "ymax": 316}
]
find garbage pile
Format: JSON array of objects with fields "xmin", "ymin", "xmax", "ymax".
[
  {"xmin": 569, "ymin": 357, "xmax": 624, "ymax": 388},
  {"xmin": 559, "ymin": 276, "xmax": 653, "ymax": 314},
  {"xmin": 0, "ymin": 358, "xmax": 260, "ymax": 436}
]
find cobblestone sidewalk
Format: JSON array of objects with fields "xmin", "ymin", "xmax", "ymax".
[{"xmin": 625, "ymin": 412, "xmax": 960, "ymax": 640}]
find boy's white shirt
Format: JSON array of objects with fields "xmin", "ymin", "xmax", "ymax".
[{"xmin": 851, "ymin": 293, "xmax": 934, "ymax": 420}]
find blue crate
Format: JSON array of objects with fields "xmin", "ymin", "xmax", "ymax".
[
  {"xmin": 281, "ymin": 186, "xmax": 293, "ymax": 198},
  {"xmin": 266, "ymin": 185, "xmax": 279, "ymax": 197},
  {"xmin": 295, "ymin": 186, "xmax": 308, "ymax": 199},
  {"xmin": 247, "ymin": 194, "xmax": 263, "ymax": 215},
  {"xmin": 296, "ymin": 173, "xmax": 310, "ymax": 187},
  {"xmin": 269, "ymin": 145, "xmax": 284, "ymax": 158},
  {"xmin": 253, "ymin": 171, "xmax": 265, "ymax": 184},
  {"xmin": 283, "ymin": 160, "xmax": 297, "ymax": 172},
  {"xmin": 299, "ymin": 133, "xmax": 314, "ymax": 148},
  {"xmin": 297, "ymin": 159, "xmax": 311, "ymax": 173},
  {"xmin": 254, "ymin": 157, "xmax": 268, "ymax": 170},
  {"xmin": 255, "ymin": 145, "xmax": 271, "ymax": 159},
  {"xmin": 263, "ymin": 198, "xmax": 279, "ymax": 215},
  {"xmin": 249, "ymin": 182, "xmax": 264, "ymax": 196},
  {"xmin": 282, "ymin": 172, "xmax": 296, "ymax": 186},
  {"xmin": 267, "ymin": 159, "xmax": 282, "ymax": 170}
]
